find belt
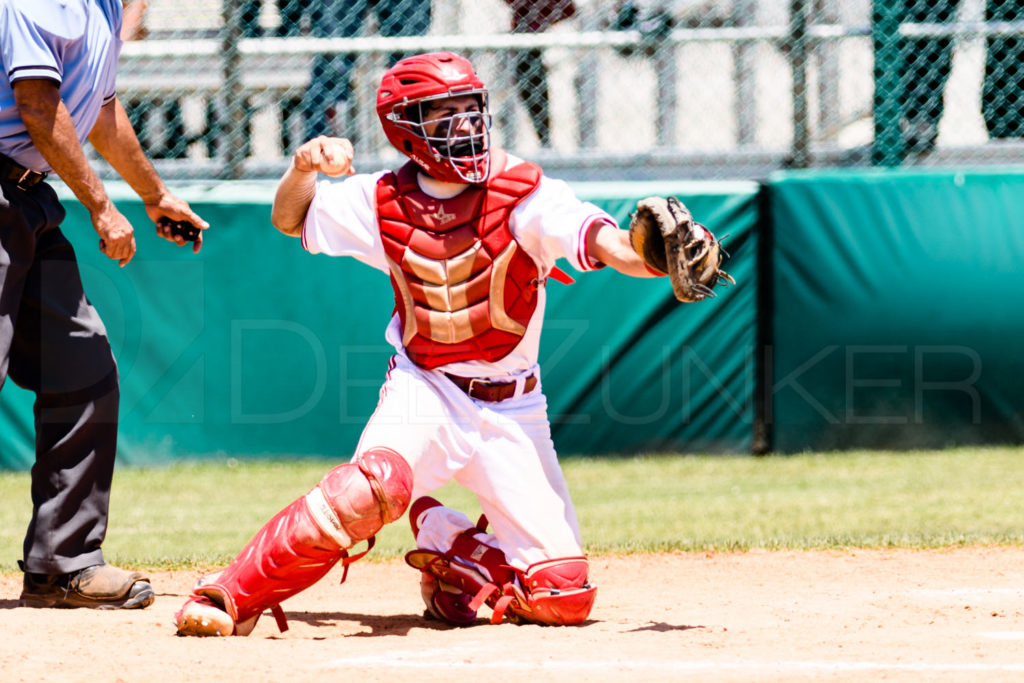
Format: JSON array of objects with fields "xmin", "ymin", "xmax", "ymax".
[
  {"xmin": 444, "ymin": 372, "xmax": 538, "ymax": 402},
  {"xmin": 0, "ymin": 154, "xmax": 47, "ymax": 190}
]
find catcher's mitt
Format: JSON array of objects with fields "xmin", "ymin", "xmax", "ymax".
[{"xmin": 628, "ymin": 196, "xmax": 734, "ymax": 303}]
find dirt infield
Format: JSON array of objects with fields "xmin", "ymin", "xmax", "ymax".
[{"xmin": 2, "ymin": 548, "xmax": 1024, "ymax": 682}]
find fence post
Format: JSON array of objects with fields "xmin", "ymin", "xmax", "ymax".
[
  {"xmin": 872, "ymin": 0, "xmax": 903, "ymax": 166},
  {"xmin": 498, "ymin": 51, "xmax": 521, "ymax": 148},
  {"xmin": 221, "ymin": 0, "xmax": 247, "ymax": 179},
  {"xmin": 788, "ymin": 0, "xmax": 810, "ymax": 168},
  {"xmin": 575, "ymin": 4, "xmax": 600, "ymax": 149},
  {"xmin": 652, "ymin": 20, "xmax": 677, "ymax": 147},
  {"xmin": 813, "ymin": 0, "xmax": 841, "ymax": 144},
  {"xmin": 734, "ymin": 0, "xmax": 758, "ymax": 146}
]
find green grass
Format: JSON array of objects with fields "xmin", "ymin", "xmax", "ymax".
[{"xmin": 2, "ymin": 446, "xmax": 1023, "ymax": 572}]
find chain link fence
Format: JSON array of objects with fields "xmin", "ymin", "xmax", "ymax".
[{"xmin": 109, "ymin": 0, "xmax": 1024, "ymax": 182}]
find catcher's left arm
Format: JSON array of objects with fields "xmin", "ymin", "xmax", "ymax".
[{"xmin": 586, "ymin": 219, "xmax": 661, "ymax": 279}]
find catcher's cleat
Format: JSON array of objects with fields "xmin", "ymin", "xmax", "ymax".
[
  {"xmin": 418, "ymin": 572, "xmax": 479, "ymax": 625},
  {"xmin": 175, "ymin": 596, "xmax": 236, "ymax": 637},
  {"xmin": 19, "ymin": 563, "xmax": 155, "ymax": 610}
]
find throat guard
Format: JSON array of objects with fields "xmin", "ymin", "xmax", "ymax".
[{"xmin": 376, "ymin": 150, "xmax": 543, "ymax": 369}]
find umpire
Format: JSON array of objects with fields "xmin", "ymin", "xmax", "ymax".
[{"xmin": 0, "ymin": 0, "xmax": 207, "ymax": 608}]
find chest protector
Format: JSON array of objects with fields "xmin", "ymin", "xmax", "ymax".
[{"xmin": 376, "ymin": 150, "xmax": 543, "ymax": 369}]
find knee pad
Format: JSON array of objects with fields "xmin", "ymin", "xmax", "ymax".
[
  {"xmin": 310, "ymin": 446, "xmax": 414, "ymax": 547},
  {"xmin": 507, "ymin": 557, "xmax": 597, "ymax": 625}
]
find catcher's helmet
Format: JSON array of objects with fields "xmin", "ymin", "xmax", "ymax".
[{"xmin": 376, "ymin": 52, "xmax": 492, "ymax": 183}]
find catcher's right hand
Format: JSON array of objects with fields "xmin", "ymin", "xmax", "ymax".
[
  {"xmin": 628, "ymin": 196, "xmax": 734, "ymax": 303},
  {"xmin": 293, "ymin": 136, "xmax": 355, "ymax": 177}
]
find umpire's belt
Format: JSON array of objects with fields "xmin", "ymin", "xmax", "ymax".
[
  {"xmin": 444, "ymin": 372, "xmax": 538, "ymax": 402},
  {"xmin": 0, "ymin": 154, "xmax": 47, "ymax": 190}
]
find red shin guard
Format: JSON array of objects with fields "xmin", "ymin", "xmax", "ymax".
[{"xmin": 193, "ymin": 448, "xmax": 412, "ymax": 634}]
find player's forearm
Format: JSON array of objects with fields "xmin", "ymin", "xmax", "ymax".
[
  {"xmin": 587, "ymin": 221, "xmax": 659, "ymax": 278},
  {"xmin": 88, "ymin": 97, "xmax": 169, "ymax": 204},
  {"xmin": 271, "ymin": 162, "xmax": 317, "ymax": 237},
  {"xmin": 13, "ymin": 80, "xmax": 113, "ymax": 217}
]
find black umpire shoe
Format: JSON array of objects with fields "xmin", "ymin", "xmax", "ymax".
[{"xmin": 19, "ymin": 563, "xmax": 155, "ymax": 609}]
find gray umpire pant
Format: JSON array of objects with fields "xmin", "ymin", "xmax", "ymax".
[{"xmin": 0, "ymin": 179, "xmax": 120, "ymax": 576}]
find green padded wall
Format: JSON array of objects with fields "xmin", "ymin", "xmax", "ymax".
[
  {"xmin": 0, "ymin": 179, "xmax": 758, "ymax": 469},
  {"xmin": 555, "ymin": 183, "xmax": 759, "ymax": 455},
  {"xmin": 769, "ymin": 169, "xmax": 1024, "ymax": 452}
]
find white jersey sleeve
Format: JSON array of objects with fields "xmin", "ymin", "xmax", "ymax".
[
  {"xmin": 301, "ymin": 171, "xmax": 390, "ymax": 273},
  {"xmin": 510, "ymin": 175, "xmax": 617, "ymax": 274}
]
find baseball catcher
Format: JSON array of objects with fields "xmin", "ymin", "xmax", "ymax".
[
  {"xmin": 628, "ymin": 196, "xmax": 734, "ymax": 302},
  {"xmin": 175, "ymin": 52, "xmax": 716, "ymax": 637}
]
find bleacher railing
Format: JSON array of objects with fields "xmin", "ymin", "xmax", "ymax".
[{"xmin": 109, "ymin": 1, "xmax": 1024, "ymax": 182}]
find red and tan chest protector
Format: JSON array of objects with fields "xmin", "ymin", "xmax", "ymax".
[{"xmin": 376, "ymin": 150, "xmax": 543, "ymax": 369}]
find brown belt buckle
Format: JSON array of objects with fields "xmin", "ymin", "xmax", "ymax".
[
  {"xmin": 16, "ymin": 168, "xmax": 38, "ymax": 190},
  {"xmin": 466, "ymin": 377, "xmax": 486, "ymax": 399}
]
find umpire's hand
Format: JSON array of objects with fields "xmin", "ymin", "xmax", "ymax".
[
  {"xmin": 147, "ymin": 193, "xmax": 209, "ymax": 253},
  {"xmin": 93, "ymin": 202, "xmax": 137, "ymax": 267}
]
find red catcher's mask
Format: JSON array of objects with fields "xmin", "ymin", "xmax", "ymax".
[{"xmin": 376, "ymin": 52, "xmax": 492, "ymax": 184}]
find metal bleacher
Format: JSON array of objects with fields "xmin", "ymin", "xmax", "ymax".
[{"xmin": 109, "ymin": 1, "xmax": 1024, "ymax": 183}]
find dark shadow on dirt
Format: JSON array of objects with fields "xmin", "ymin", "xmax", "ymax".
[
  {"xmin": 283, "ymin": 610, "xmax": 601, "ymax": 635},
  {"xmin": 627, "ymin": 622, "xmax": 706, "ymax": 633},
  {"xmin": 283, "ymin": 610, "xmax": 467, "ymax": 636}
]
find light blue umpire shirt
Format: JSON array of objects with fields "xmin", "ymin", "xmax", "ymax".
[{"xmin": 0, "ymin": 0, "xmax": 123, "ymax": 172}]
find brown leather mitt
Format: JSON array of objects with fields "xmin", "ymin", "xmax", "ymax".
[{"xmin": 628, "ymin": 196, "xmax": 734, "ymax": 302}]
